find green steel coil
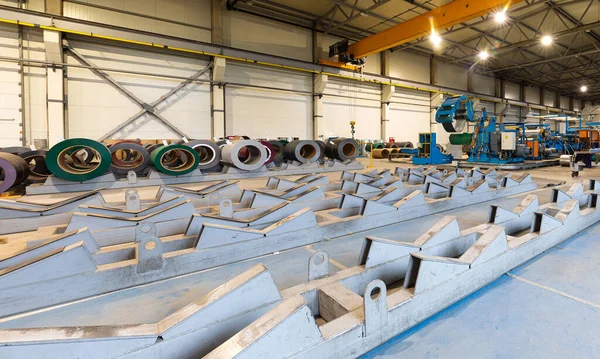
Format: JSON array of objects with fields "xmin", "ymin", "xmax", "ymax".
[
  {"xmin": 365, "ymin": 143, "xmax": 385, "ymax": 152},
  {"xmin": 46, "ymin": 138, "xmax": 111, "ymax": 182},
  {"xmin": 278, "ymin": 140, "xmax": 289, "ymax": 146},
  {"xmin": 150, "ymin": 144, "xmax": 200, "ymax": 176},
  {"xmin": 449, "ymin": 133, "xmax": 473, "ymax": 146}
]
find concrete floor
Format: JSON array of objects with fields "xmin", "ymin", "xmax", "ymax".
[{"xmin": 1, "ymin": 159, "xmax": 599, "ymax": 358}]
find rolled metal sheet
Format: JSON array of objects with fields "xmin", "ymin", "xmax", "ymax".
[
  {"xmin": 0, "ymin": 146, "xmax": 31, "ymax": 155},
  {"xmin": 384, "ymin": 142, "xmax": 399, "ymax": 149},
  {"xmin": 109, "ymin": 142, "xmax": 150, "ymax": 175},
  {"xmin": 221, "ymin": 140, "xmax": 268, "ymax": 171},
  {"xmin": 267, "ymin": 140, "xmax": 284, "ymax": 165},
  {"xmin": 283, "ymin": 140, "xmax": 321, "ymax": 163},
  {"xmin": 315, "ymin": 140, "xmax": 326, "ymax": 160},
  {"xmin": 325, "ymin": 138, "xmax": 359, "ymax": 161},
  {"xmin": 396, "ymin": 141, "xmax": 414, "ymax": 148},
  {"xmin": 365, "ymin": 143, "xmax": 385, "ymax": 152},
  {"xmin": 185, "ymin": 140, "xmax": 221, "ymax": 170},
  {"xmin": 449, "ymin": 133, "xmax": 473, "ymax": 146},
  {"xmin": 19, "ymin": 150, "xmax": 51, "ymax": 180},
  {"xmin": 260, "ymin": 141, "xmax": 276, "ymax": 165},
  {"xmin": 46, "ymin": 138, "xmax": 111, "ymax": 182},
  {"xmin": 371, "ymin": 148, "xmax": 390, "ymax": 159},
  {"xmin": 0, "ymin": 153, "xmax": 30, "ymax": 192},
  {"xmin": 150, "ymin": 144, "xmax": 200, "ymax": 176},
  {"xmin": 146, "ymin": 143, "xmax": 163, "ymax": 156},
  {"xmin": 560, "ymin": 154, "xmax": 571, "ymax": 167}
]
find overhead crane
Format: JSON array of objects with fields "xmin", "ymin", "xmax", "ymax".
[{"xmin": 321, "ymin": 0, "xmax": 524, "ymax": 69}]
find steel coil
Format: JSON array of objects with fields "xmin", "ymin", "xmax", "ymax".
[
  {"xmin": 19, "ymin": 150, "xmax": 51, "ymax": 180},
  {"xmin": 0, "ymin": 153, "xmax": 30, "ymax": 192},
  {"xmin": 325, "ymin": 138, "xmax": 359, "ymax": 161},
  {"xmin": 46, "ymin": 139, "xmax": 111, "ymax": 182},
  {"xmin": 283, "ymin": 140, "xmax": 321, "ymax": 163},
  {"xmin": 314, "ymin": 140, "xmax": 326, "ymax": 160},
  {"xmin": 365, "ymin": 143, "xmax": 385, "ymax": 152},
  {"xmin": 559, "ymin": 154, "xmax": 571, "ymax": 167},
  {"xmin": 109, "ymin": 142, "xmax": 150, "ymax": 175},
  {"xmin": 260, "ymin": 141, "xmax": 276, "ymax": 165},
  {"xmin": 384, "ymin": 142, "xmax": 400, "ymax": 149},
  {"xmin": 221, "ymin": 140, "xmax": 268, "ymax": 171},
  {"xmin": 266, "ymin": 140, "xmax": 285, "ymax": 165},
  {"xmin": 184, "ymin": 140, "xmax": 221, "ymax": 170},
  {"xmin": 396, "ymin": 141, "xmax": 414, "ymax": 148},
  {"xmin": 371, "ymin": 148, "xmax": 390, "ymax": 159},
  {"xmin": 150, "ymin": 144, "xmax": 200, "ymax": 176}
]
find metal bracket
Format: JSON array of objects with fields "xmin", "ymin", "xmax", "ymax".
[
  {"xmin": 136, "ymin": 222, "xmax": 164, "ymax": 274},
  {"xmin": 308, "ymin": 250, "xmax": 329, "ymax": 281},
  {"xmin": 219, "ymin": 199, "xmax": 233, "ymax": 218},
  {"xmin": 125, "ymin": 189, "xmax": 141, "ymax": 211},
  {"xmin": 127, "ymin": 170, "xmax": 137, "ymax": 184},
  {"xmin": 363, "ymin": 279, "xmax": 388, "ymax": 336}
]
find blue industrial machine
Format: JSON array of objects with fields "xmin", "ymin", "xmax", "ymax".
[
  {"xmin": 435, "ymin": 95, "xmax": 475, "ymax": 132},
  {"xmin": 410, "ymin": 133, "xmax": 453, "ymax": 165},
  {"xmin": 433, "ymin": 95, "xmax": 533, "ymax": 165},
  {"xmin": 468, "ymin": 109, "xmax": 530, "ymax": 164}
]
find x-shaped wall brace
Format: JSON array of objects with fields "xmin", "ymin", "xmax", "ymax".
[{"xmin": 64, "ymin": 40, "xmax": 212, "ymax": 141}]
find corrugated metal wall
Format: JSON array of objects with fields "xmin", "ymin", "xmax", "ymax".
[
  {"xmin": 387, "ymin": 88, "xmax": 431, "ymax": 145},
  {"xmin": 66, "ymin": 40, "xmax": 211, "ymax": 139},
  {"xmin": 63, "ymin": 0, "xmax": 211, "ymax": 42},
  {"xmin": 224, "ymin": 63, "xmax": 312, "ymax": 139},
  {"xmin": 322, "ymin": 79, "xmax": 381, "ymax": 140},
  {"xmin": 0, "ymin": 24, "xmax": 23, "ymax": 146}
]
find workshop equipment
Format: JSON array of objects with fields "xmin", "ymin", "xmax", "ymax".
[{"xmin": 411, "ymin": 133, "xmax": 453, "ymax": 165}]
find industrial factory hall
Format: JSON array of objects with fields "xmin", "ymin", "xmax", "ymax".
[{"xmin": 0, "ymin": 0, "xmax": 599, "ymax": 358}]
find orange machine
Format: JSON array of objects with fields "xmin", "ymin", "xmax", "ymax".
[
  {"xmin": 577, "ymin": 130, "xmax": 600, "ymax": 149},
  {"xmin": 526, "ymin": 139, "xmax": 539, "ymax": 158}
]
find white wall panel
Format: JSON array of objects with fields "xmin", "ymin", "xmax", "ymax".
[
  {"xmin": 388, "ymin": 50, "xmax": 430, "ymax": 83},
  {"xmin": 525, "ymin": 86, "xmax": 540, "ymax": 104},
  {"xmin": 66, "ymin": 40, "xmax": 211, "ymax": 139},
  {"xmin": 225, "ymin": 63, "xmax": 311, "ymax": 139},
  {"xmin": 387, "ymin": 88, "xmax": 430, "ymax": 145},
  {"xmin": 322, "ymin": 79, "xmax": 380, "ymax": 140},
  {"xmin": 223, "ymin": 11, "xmax": 312, "ymax": 62},
  {"xmin": 472, "ymin": 74, "xmax": 495, "ymax": 95},
  {"xmin": 63, "ymin": 0, "xmax": 211, "ymax": 42},
  {"xmin": 543, "ymin": 89, "xmax": 555, "ymax": 107},
  {"xmin": 573, "ymin": 98, "xmax": 581, "ymax": 112},
  {"xmin": 560, "ymin": 96, "xmax": 570, "ymax": 110},
  {"xmin": 0, "ymin": 24, "xmax": 23, "ymax": 146},
  {"xmin": 437, "ymin": 61, "xmax": 468, "ymax": 90},
  {"xmin": 504, "ymin": 82, "xmax": 520, "ymax": 101},
  {"xmin": 22, "ymin": 29, "xmax": 48, "ymax": 146}
]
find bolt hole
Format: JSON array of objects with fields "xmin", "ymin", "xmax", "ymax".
[
  {"xmin": 370, "ymin": 287, "xmax": 381, "ymax": 300},
  {"xmin": 141, "ymin": 225, "xmax": 151, "ymax": 233},
  {"xmin": 314, "ymin": 254, "xmax": 325, "ymax": 265},
  {"xmin": 129, "ymin": 195, "xmax": 137, "ymax": 201},
  {"xmin": 145, "ymin": 241, "xmax": 157, "ymax": 250}
]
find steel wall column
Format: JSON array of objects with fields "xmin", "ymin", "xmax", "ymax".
[
  {"xmin": 44, "ymin": 30, "xmax": 65, "ymax": 146},
  {"xmin": 380, "ymin": 51, "xmax": 391, "ymax": 141},
  {"xmin": 212, "ymin": 57, "xmax": 226, "ymax": 138},
  {"xmin": 313, "ymin": 73, "xmax": 327, "ymax": 140},
  {"xmin": 211, "ymin": 0, "xmax": 222, "ymax": 45}
]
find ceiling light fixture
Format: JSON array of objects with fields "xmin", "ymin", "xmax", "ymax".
[
  {"xmin": 581, "ymin": 85, "xmax": 588, "ymax": 93},
  {"xmin": 430, "ymin": 32, "xmax": 442, "ymax": 47},
  {"xmin": 494, "ymin": 11, "xmax": 507, "ymax": 24},
  {"xmin": 478, "ymin": 50, "xmax": 490, "ymax": 60},
  {"xmin": 541, "ymin": 35, "xmax": 553, "ymax": 46}
]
